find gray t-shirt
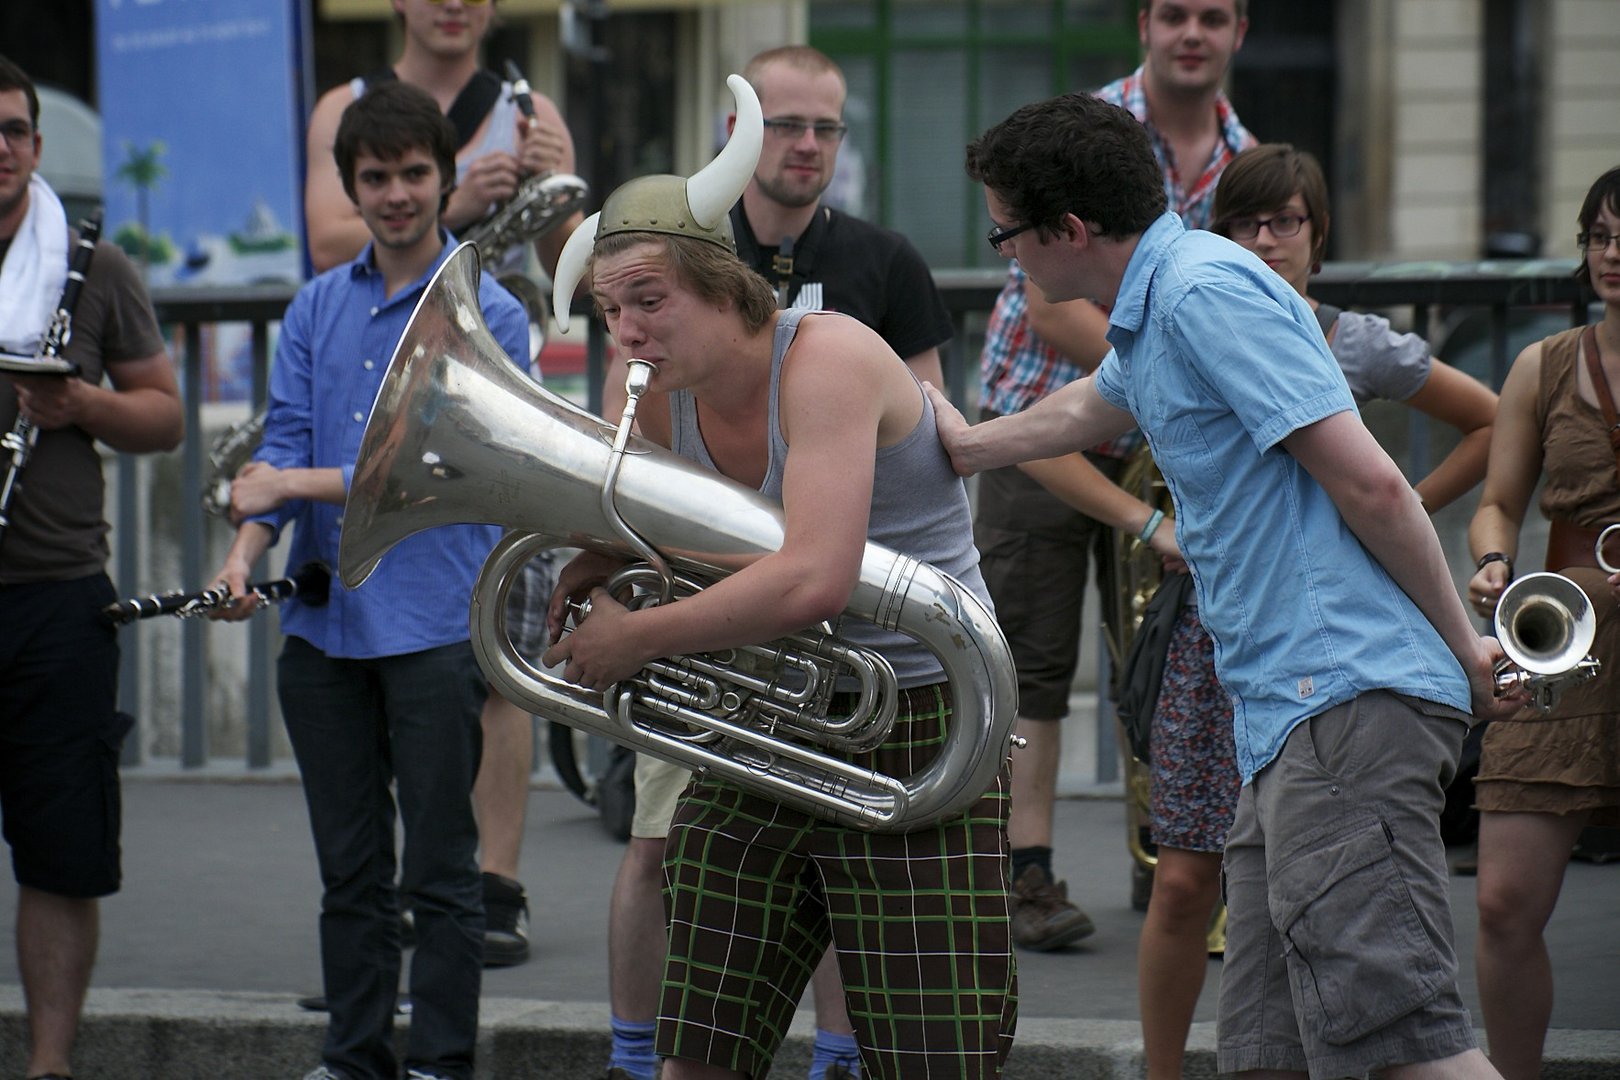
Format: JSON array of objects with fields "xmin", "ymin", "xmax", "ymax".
[
  {"xmin": 1326, "ymin": 308, "xmax": 1432, "ymax": 406},
  {"xmin": 0, "ymin": 238, "xmax": 166, "ymax": 583}
]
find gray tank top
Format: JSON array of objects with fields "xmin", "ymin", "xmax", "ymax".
[{"xmin": 669, "ymin": 309, "xmax": 992, "ymax": 686}]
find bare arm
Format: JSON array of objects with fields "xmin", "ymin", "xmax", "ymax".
[
  {"xmin": 227, "ymin": 461, "xmax": 346, "ymax": 522},
  {"xmin": 303, "ymin": 87, "xmax": 372, "ymax": 273},
  {"xmin": 1404, "ymin": 359, "xmax": 1499, "ymax": 513},
  {"xmin": 1281, "ymin": 410, "xmax": 1524, "ymax": 720},
  {"xmin": 14, "ymin": 351, "xmax": 184, "ymax": 453},
  {"xmin": 924, "ymin": 374, "xmax": 1135, "ymax": 477},
  {"xmin": 207, "ymin": 521, "xmax": 275, "ymax": 622},
  {"xmin": 1019, "ymin": 454, "xmax": 1181, "ymax": 566},
  {"xmin": 1024, "ymin": 293, "xmax": 1114, "ymax": 373},
  {"xmin": 545, "ymin": 319, "xmax": 896, "ymax": 689},
  {"xmin": 902, "ymin": 346, "xmax": 944, "ymax": 390},
  {"xmin": 1465, "ymin": 340, "xmax": 1544, "ymax": 614}
]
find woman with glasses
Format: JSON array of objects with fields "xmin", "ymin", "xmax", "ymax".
[
  {"xmin": 1211, "ymin": 143, "xmax": 1500, "ymax": 511},
  {"xmin": 1462, "ymin": 165, "xmax": 1620, "ymax": 1080}
]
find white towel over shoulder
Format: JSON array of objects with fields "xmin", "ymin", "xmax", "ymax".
[{"xmin": 0, "ymin": 174, "xmax": 70, "ymax": 356}]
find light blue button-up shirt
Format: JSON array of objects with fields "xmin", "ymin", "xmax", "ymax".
[
  {"xmin": 251, "ymin": 234, "xmax": 528, "ymax": 660},
  {"xmin": 1094, "ymin": 213, "xmax": 1471, "ymax": 781}
]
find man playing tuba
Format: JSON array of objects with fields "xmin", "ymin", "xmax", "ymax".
[{"xmin": 541, "ymin": 77, "xmax": 1017, "ymax": 1080}]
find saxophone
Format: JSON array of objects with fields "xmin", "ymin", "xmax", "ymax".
[{"xmin": 460, "ymin": 62, "xmax": 588, "ymax": 273}]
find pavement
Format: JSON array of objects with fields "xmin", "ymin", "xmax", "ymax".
[{"xmin": 1, "ymin": 767, "xmax": 1618, "ymax": 1078}]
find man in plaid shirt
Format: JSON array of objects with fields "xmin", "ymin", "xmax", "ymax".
[{"xmin": 977, "ymin": 0, "xmax": 1256, "ymax": 953}]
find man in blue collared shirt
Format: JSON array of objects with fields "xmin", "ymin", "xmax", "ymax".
[
  {"xmin": 210, "ymin": 82, "xmax": 526, "ymax": 1080},
  {"xmin": 931, "ymin": 92, "xmax": 1528, "ymax": 1080}
]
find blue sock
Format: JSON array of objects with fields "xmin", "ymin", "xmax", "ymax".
[
  {"xmin": 808, "ymin": 1028, "xmax": 861, "ymax": 1079},
  {"xmin": 608, "ymin": 1015, "xmax": 658, "ymax": 1080}
]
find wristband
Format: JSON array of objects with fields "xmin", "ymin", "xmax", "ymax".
[
  {"xmin": 1138, "ymin": 509, "xmax": 1165, "ymax": 543},
  {"xmin": 1475, "ymin": 551, "xmax": 1513, "ymax": 579}
]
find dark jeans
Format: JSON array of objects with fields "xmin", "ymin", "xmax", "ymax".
[{"xmin": 279, "ymin": 636, "xmax": 487, "ymax": 1080}]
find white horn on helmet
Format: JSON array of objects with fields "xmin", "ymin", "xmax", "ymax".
[
  {"xmin": 686, "ymin": 73, "xmax": 763, "ymax": 230},
  {"xmin": 551, "ymin": 211, "xmax": 600, "ymax": 339}
]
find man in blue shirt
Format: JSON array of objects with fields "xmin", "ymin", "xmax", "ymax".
[
  {"xmin": 930, "ymin": 91, "xmax": 1527, "ymax": 1080},
  {"xmin": 210, "ymin": 82, "xmax": 527, "ymax": 1080}
]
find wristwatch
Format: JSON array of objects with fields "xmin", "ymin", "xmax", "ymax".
[{"xmin": 1475, "ymin": 551, "xmax": 1513, "ymax": 579}]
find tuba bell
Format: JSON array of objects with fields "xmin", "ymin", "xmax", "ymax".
[
  {"xmin": 339, "ymin": 243, "xmax": 1018, "ymax": 832},
  {"xmin": 1492, "ymin": 570, "xmax": 1606, "ymax": 712}
]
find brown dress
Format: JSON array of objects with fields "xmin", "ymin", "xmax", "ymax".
[{"xmin": 1475, "ymin": 326, "xmax": 1620, "ymax": 825}]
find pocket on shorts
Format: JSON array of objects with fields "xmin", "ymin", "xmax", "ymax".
[{"xmin": 1272, "ymin": 817, "xmax": 1446, "ymax": 1045}]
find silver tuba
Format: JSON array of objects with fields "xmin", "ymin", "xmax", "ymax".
[
  {"xmin": 339, "ymin": 244, "xmax": 1019, "ymax": 832},
  {"xmin": 1492, "ymin": 570, "xmax": 1607, "ymax": 712}
]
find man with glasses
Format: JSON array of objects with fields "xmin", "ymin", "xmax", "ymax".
[
  {"xmin": 975, "ymin": 0, "xmax": 1254, "ymax": 955},
  {"xmin": 302, "ymin": 0, "xmax": 582, "ymax": 971},
  {"xmin": 0, "ymin": 54, "xmax": 184, "ymax": 1080},
  {"xmin": 727, "ymin": 45, "xmax": 953, "ymax": 389},
  {"xmin": 597, "ymin": 46, "xmax": 956, "ymax": 1080},
  {"xmin": 933, "ymin": 89, "xmax": 1526, "ymax": 1080}
]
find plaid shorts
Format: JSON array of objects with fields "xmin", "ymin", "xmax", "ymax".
[
  {"xmin": 658, "ymin": 682, "xmax": 1018, "ymax": 1079},
  {"xmin": 501, "ymin": 547, "xmax": 557, "ymax": 661}
]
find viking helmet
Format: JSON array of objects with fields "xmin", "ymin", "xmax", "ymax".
[{"xmin": 552, "ymin": 74, "xmax": 763, "ymax": 334}]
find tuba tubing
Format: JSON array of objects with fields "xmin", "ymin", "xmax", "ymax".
[{"xmin": 339, "ymin": 243, "xmax": 1018, "ymax": 832}]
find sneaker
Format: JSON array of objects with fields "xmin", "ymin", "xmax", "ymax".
[
  {"xmin": 1009, "ymin": 863, "xmax": 1095, "ymax": 951},
  {"xmin": 405, "ymin": 1070, "xmax": 453, "ymax": 1080},
  {"xmin": 482, "ymin": 871, "xmax": 530, "ymax": 967}
]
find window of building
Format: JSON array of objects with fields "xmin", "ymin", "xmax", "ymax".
[{"xmin": 812, "ymin": 0, "xmax": 1139, "ymax": 270}]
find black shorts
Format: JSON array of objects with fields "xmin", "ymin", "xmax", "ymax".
[{"xmin": 0, "ymin": 574, "xmax": 127, "ymax": 897}]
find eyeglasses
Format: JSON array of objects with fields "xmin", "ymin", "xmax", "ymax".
[
  {"xmin": 986, "ymin": 221, "xmax": 1035, "ymax": 254},
  {"xmin": 1222, "ymin": 212, "xmax": 1309, "ymax": 240},
  {"xmin": 0, "ymin": 120, "xmax": 33, "ymax": 146},
  {"xmin": 762, "ymin": 118, "xmax": 848, "ymax": 143},
  {"xmin": 423, "ymin": 0, "xmax": 490, "ymax": 6},
  {"xmin": 1579, "ymin": 230, "xmax": 1619, "ymax": 253}
]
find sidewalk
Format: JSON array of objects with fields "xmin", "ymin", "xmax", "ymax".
[{"xmin": 1, "ymin": 772, "xmax": 1617, "ymax": 1077}]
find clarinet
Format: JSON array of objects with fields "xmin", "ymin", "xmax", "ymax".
[
  {"xmin": 0, "ymin": 210, "xmax": 102, "ymax": 552},
  {"xmin": 101, "ymin": 561, "xmax": 332, "ymax": 626}
]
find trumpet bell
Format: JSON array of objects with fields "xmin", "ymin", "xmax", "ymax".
[{"xmin": 1495, "ymin": 571, "xmax": 1597, "ymax": 676}]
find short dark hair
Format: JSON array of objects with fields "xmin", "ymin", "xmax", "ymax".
[
  {"xmin": 965, "ymin": 92, "xmax": 1167, "ymax": 240},
  {"xmin": 333, "ymin": 81, "xmax": 458, "ymax": 209},
  {"xmin": 591, "ymin": 231, "xmax": 777, "ymax": 336},
  {"xmin": 0, "ymin": 54, "xmax": 40, "ymax": 131},
  {"xmin": 1212, "ymin": 143, "xmax": 1331, "ymax": 271},
  {"xmin": 1575, "ymin": 165, "xmax": 1620, "ymax": 292}
]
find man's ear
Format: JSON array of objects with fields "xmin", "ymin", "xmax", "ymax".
[{"xmin": 1057, "ymin": 212, "xmax": 1091, "ymax": 248}]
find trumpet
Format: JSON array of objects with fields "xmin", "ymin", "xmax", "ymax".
[
  {"xmin": 102, "ymin": 561, "xmax": 331, "ymax": 626},
  {"xmin": 1492, "ymin": 570, "xmax": 1607, "ymax": 712}
]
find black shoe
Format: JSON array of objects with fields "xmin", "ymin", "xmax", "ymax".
[{"xmin": 482, "ymin": 871, "xmax": 531, "ymax": 967}]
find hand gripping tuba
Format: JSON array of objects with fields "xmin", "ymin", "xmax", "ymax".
[{"xmin": 339, "ymin": 244, "xmax": 1018, "ymax": 832}]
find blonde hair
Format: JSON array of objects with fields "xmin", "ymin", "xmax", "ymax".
[{"xmin": 592, "ymin": 232, "xmax": 777, "ymax": 335}]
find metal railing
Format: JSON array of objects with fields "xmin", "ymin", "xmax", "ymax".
[{"xmin": 128, "ymin": 258, "xmax": 1587, "ymax": 769}]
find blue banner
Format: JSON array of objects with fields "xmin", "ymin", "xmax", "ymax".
[{"xmin": 95, "ymin": 0, "xmax": 307, "ymax": 290}]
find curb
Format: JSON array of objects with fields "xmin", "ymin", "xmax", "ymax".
[{"xmin": 3, "ymin": 988, "xmax": 1619, "ymax": 1079}]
